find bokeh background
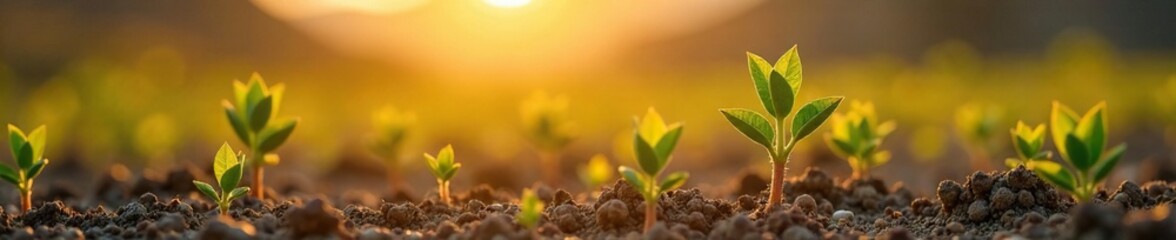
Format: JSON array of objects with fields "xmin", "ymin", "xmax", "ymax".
[{"xmin": 1, "ymin": 0, "xmax": 1174, "ymax": 199}]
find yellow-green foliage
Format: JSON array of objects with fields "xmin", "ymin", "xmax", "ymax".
[
  {"xmin": 520, "ymin": 91, "xmax": 575, "ymax": 151},
  {"xmin": 1029, "ymin": 101, "xmax": 1125, "ymax": 202},
  {"xmin": 2, "ymin": 125, "xmax": 49, "ymax": 199},
  {"xmin": 515, "ymin": 188, "xmax": 544, "ymax": 229},
  {"xmin": 223, "ymin": 73, "xmax": 299, "ymax": 166},
  {"xmin": 370, "ymin": 106, "xmax": 415, "ymax": 165},
  {"xmin": 1006, "ymin": 121, "xmax": 1050, "ymax": 168},
  {"xmin": 192, "ymin": 143, "xmax": 250, "ymax": 215},
  {"xmin": 618, "ymin": 108, "xmax": 689, "ymax": 202},
  {"xmin": 424, "ymin": 145, "xmax": 461, "ymax": 204},
  {"xmin": 826, "ymin": 101, "xmax": 895, "ymax": 177},
  {"xmin": 578, "ymin": 154, "xmax": 614, "ymax": 190}
]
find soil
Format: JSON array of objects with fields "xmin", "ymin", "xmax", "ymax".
[{"xmin": 0, "ymin": 165, "xmax": 1172, "ymax": 239}]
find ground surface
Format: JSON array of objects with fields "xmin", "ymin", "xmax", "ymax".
[{"xmin": 0, "ymin": 166, "xmax": 1173, "ymax": 239}]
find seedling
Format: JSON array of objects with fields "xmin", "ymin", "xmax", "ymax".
[
  {"xmin": 2, "ymin": 124, "xmax": 49, "ymax": 211},
  {"xmin": 1028, "ymin": 101, "xmax": 1126, "ymax": 202},
  {"xmin": 825, "ymin": 101, "xmax": 895, "ymax": 178},
  {"xmin": 618, "ymin": 108, "xmax": 689, "ymax": 232},
  {"xmin": 424, "ymin": 145, "xmax": 461, "ymax": 204},
  {"xmin": 515, "ymin": 188, "xmax": 544, "ymax": 229},
  {"xmin": 1006, "ymin": 121, "xmax": 1051, "ymax": 168},
  {"xmin": 222, "ymin": 73, "xmax": 299, "ymax": 200},
  {"xmin": 369, "ymin": 106, "xmax": 416, "ymax": 193},
  {"xmin": 520, "ymin": 91, "xmax": 576, "ymax": 186},
  {"xmin": 192, "ymin": 142, "xmax": 251, "ymax": 215},
  {"xmin": 955, "ymin": 103, "xmax": 1004, "ymax": 170},
  {"xmin": 578, "ymin": 154, "xmax": 614, "ymax": 190},
  {"xmin": 719, "ymin": 45, "xmax": 843, "ymax": 211}
]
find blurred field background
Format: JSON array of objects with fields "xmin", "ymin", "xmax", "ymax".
[{"xmin": 1, "ymin": 0, "xmax": 1174, "ymax": 198}]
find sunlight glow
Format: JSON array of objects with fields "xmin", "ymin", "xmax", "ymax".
[{"xmin": 484, "ymin": 0, "xmax": 531, "ymax": 8}]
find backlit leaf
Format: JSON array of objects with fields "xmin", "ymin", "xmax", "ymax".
[
  {"xmin": 0, "ymin": 165, "xmax": 18, "ymax": 184},
  {"xmin": 26, "ymin": 126, "xmax": 45, "ymax": 162},
  {"xmin": 193, "ymin": 180, "xmax": 220, "ymax": 200},
  {"xmin": 792, "ymin": 97, "xmax": 844, "ymax": 141},
  {"xmin": 1074, "ymin": 102, "xmax": 1106, "ymax": 163},
  {"xmin": 224, "ymin": 101, "xmax": 251, "ymax": 145},
  {"xmin": 213, "ymin": 143, "xmax": 236, "ymax": 183},
  {"xmin": 8, "ymin": 124, "xmax": 25, "ymax": 162},
  {"xmin": 220, "ymin": 164, "xmax": 242, "ymax": 193},
  {"xmin": 659, "ymin": 172, "xmax": 689, "ymax": 193},
  {"xmin": 1050, "ymin": 102, "xmax": 1080, "ymax": 160},
  {"xmin": 1092, "ymin": 144, "xmax": 1125, "ymax": 183},
  {"xmin": 767, "ymin": 70, "xmax": 795, "ymax": 119},
  {"xmin": 633, "ymin": 135, "xmax": 661, "ymax": 175},
  {"xmin": 1028, "ymin": 160, "xmax": 1076, "ymax": 192},
  {"xmin": 719, "ymin": 108, "xmax": 774, "ymax": 149},
  {"xmin": 16, "ymin": 143, "xmax": 32, "ymax": 170},
  {"xmin": 257, "ymin": 118, "xmax": 298, "ymax": 153},
  {"xmin": 249, "ymin": 96, "xmax": 273, "ymax": 132},
  {"xmin": 25, "ymin": 159, "xmax": 47, "ymax": 179},
  {"xmin": 227, "ymin": 187, "xmax": 250, "ymax": 201},
  {"xmin": 747, "ymin": 52, "xmax": 776, "ymax": 116},
  {"xmin": 773, "ymin": 44, "xmax": 802, "ymax": 94},
  {"xmin": 618, "ymin": 166, "xmax": 647, "ymax": 193},
  {"xmin": 654, "ymin": 124, "xmax": 682, "ymax": 164}
]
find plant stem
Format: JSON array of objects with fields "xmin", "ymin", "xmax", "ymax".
[
  {"xmin": 766, "ymin": 117, "xmax": 791, "ymax": 212},
  {"xmin": 438, "ymin": 179, "xmax": 451, "ymax": 205},
  {"xmin": 539, "ymin": 150, "xmax": 562, "ymax": 187},
  {"xmin": 767, "ymin": 161, "xmax": 785, "ymax": 211},
  {"xmin": 218, "ymin": 202, "xmax": 229, "ymax": 215},
  {"xmin": 253, "ymin": 164, "xmax": 265, "ymax": 199},
  {"xmin": 20, "ymin": 190, "xmax": 30, "ymax": 212},
  {"xmin": 643, "ymin": 199, "xmax": 656, "ymax": 232}
]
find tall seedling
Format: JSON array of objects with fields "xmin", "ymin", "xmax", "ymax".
[
  {"xmin": 1029, "ymin": 102, "xmax": 1126, "ymax": 202},
  {"xmin": 719, "ymin": 45, "xmax": 843, "ymax": 211},
  {"xmin": 2, "ymin": 125, "xmax": 48, "ymax": 211},
  {"xmin": 223, "ymin": 73, "xmax": 299, "ymax": 200},
  {"xmin": 520, "ymin": 91, "xmax": 575, "ymax": 186},
  {"xmin": 618, "ymin": 108, "xmax": 689, "ymax": 232},
  {"xmin": 825, "ymin": 101, "xmax": 895, "ymax": 178}
]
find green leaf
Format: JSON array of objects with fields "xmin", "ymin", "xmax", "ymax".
[
  {"xmin": 25, "ymin": 159, "xmax": 47, "ymax": 179},
  {"xmin": 269, "ymin": 83, "xmax": 285, "ymax": 120},
  {"xmin": 654, "ymin": 124, "xmax": 683, "ymax": 164},
  {"xmin": 249, "ymin": 96, "xmax": 273, "ymax": 132},
  {"xmin": 719, "ymin": 108, "xmax": 774, "ymax": 149},
  {"xmin": 442, "ymin": 163, "xmax": 461, "ymax": 181},
  {"xmin": 227, "ymin": 187, "xmax": 250, "ymax": 201},
  {"xmin": 1092, "ymin": 144, "xmax": 1125, "ymax": 183},
  {"xmin": 438, "ymin": 145, "xmax": 455, "ymax": 166},
  {"xmin": 424, "ymin": 153, "xmax": 441, "ymax": 177},
  {"xmin": 1074, "ymin": 103, "xmax": 1106, "ymax": 164},
  {"xmin": 1028, "ymin": 160, "xmax": 1076, "ymax": 192},
  {"xmin": 747, "ymin": 52, "xmax": 776, "ymax": 117},
  {"xmin": 8, "ymin": 124, "xmax": 25, "ymax": 162},
  {"xmin": 1064, "ymin": 134, "xmax": 1093, "ymax": 171},
  {"xmin": 26, "ymin": 126, "xmax": 45, "ymax": 162},
  {"xmin": 1050, "ymin": 102, "xmax": 1080, "ymax": 161},
  {"xmin": 638, "ymin": 108, "xmax": 667, "ymax": 144},
  {"xmin": 659, "ymin": 172, "xmax": 689, "ymax": 193},
  {"xmin": 193, "ymin": 180, "xmax": 220, "ymax": 200},
  {"xmin": 220, "ymin": 164, "xmax": 243, "ymax": 192},
  {"xmin": 244, "ymin": 75, "xmax": 267, "ymax": 114},
  {"xmin": 257, "ymin": 118, "xmax": 298, "ymax": 153},
  {"xmin": 16, "ymin": 142, "xmax": 32, "ymax": 170},
  {"xmin": 791, "ymin": 97, "xmax": 844, "ymax": 141},
  {"xmin": 618, "ymin": 166, "xmax": 647, "ymax": 193},
  {"xmin": 224, "ymin": 102, "xmax": 252, "ymax": 145},
  {"xmin": 633, "ymin": 135, "xmax": 661, "ymax": 175},
  {"xmin": 773, "ymin": 44, "xmax": 802, "ymax": 94},
  {"xmin": 767, "ymin": 70, "xmax": 795, "ymax": 119},
  {"xmin": 233, "ymin": 80, "xmax": 249, "ymax": 111},
  {"xmin": 213, "ymin": 143, "xmax": 237, "ymax": 183},
  {"xmin": 0, "ymin": 165, "xmax": 18, "ymax": 184},
  {"xmin": 1013, "ymin": 136, "xmax": 1035, "ymax": 160},
  {"xmin": 826, "ymin": 136, "xmax": 856, "ymax": 158}
]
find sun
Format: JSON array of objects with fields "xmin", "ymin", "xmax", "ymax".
[{"xmin": 484, "ymin": 0, "xmax": 531, "ymax": 8}]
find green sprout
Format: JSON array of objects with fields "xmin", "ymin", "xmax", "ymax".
[
  {"xmin": 2, "ymin": 124, "xmax": 49, "ymax": 212},
  {"xmin": 955, "ymin": 103, "xmax": 1005, "ymax": 170},
  {"xmin": 618, "ymin": 108, "xmax": 689, "ymax": 232},
  {"xmin": 520, "ymin": 91, "xmax": 576, "ymax": 186},
  {"xmin": 1028, "ymin": 101, "xmax": 1126, "ymax": 202},
  {"xmin": 424, "ymin": 145, "xmax": 461, "ymax": 204},
  {"xmin": 369, "ymin": 106, "xmax": 415, "ymax": 193},
  {"xmin": 192, "ymin": 142, "xmax": 251, "ymax": 215},
  {"xmin": 825, "ymin": 101, "xmax": 895, "ymax": 178},
  {"xmin": 515, "ymin": 188, "xmax": 544, "ymax": 229},
  {"xmin": 719, "ymin": 45, "xmax": 843, "ymax": 211},
  {"xmin": 578, "ymin": 154, "xmax": 614, "ymax": 190},
  {"xmin": 222, "ymin": 73, "xmax": 299, "ymax": 200},
  {"xmin": 1006, "ymin": 121, "xmax": 1051, "ymax": 168}
]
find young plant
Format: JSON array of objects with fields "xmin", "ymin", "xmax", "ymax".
[
  {"xmin": 1028, "ymin": 101, "xmax": 1126, "ymax": 202},
  {"xmin": 2, "ymin": 125, "xmax": 48, "ymax": 211},
  {"xmin": 825, "ymin": 101, "xmax": 895, "ymax": 178},
  {"xmin": 369, "ymin": 106, "xmax": 415, "ymax": 193},
  {"xmin": 424, "ymin": 145, "xmax": 461, "ymax": 204},
  {"xmin": 719, "ymin": 45, "xmax": 843, "ymax": 211},
  {"xmin": 618, "ymin": 108, "xmax": 689, "ymax": 232},
  {"xmin": 520, "ymin": 91, "xmax": 576, "ymax": 186},
  {"xmin": 955, "ymin": 103, "xmax": 1005, "ymax": 170},
  {"xmin": 192, "ymin": 142, "xmax": 251, "ymax": 215},
  {"xmin": 578, "ymin": 154, "xmax": 614, "ymax": 190},
  {"xmin": 222, "ymin": 73, "xmax": 299, "ymax": 200},
  {"xmin": 515, "ymin": 188, "xmax": 544, "ymax": 229},
  {"xmin": 1006, "ymin": 121, "xmax": 1051, "ymax": 168}
]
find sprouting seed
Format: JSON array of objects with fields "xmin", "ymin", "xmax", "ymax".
[{"xmin": 193, "ymin": 142, "xmax": 251, "ymax": 215}]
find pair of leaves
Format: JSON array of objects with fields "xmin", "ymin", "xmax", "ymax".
[
  {"xmin": 1010, "ymin": 121, "xmax": 1048, "ymax": 161},
  {"xmin": 515, "ymin": 189, "xmax": 544, "ymax": 229},
  {"xmin": 0, "ymin": 125, "xmax": 49, "ymax": 187},
  {"xmin": 225, "ymin": 73, "xmax": 293, "ymax": 156},
  {"xmin": 618, "ymin": 166, "xmax": 689, "ymax": 201},
  {"xmin": 1034, "ymin": 101, "xmax": 1127, "ymax": 201},
  {"xmin": 747, "ymin": 45, "xmax": 802, "ymax": 119},
  {"xmin": 719, "ymin": 97, "xmax": 844, "ymax": 151},
  {"xmin": 424, "ymin": 145, "xmax": 461, "ymax": 181},
  {"xmin": 193, "ymin": 143, "xmax": 250, "ymax": 205},
  {"xmin": 633, "ymin": 108, "xmax": 683, "ymax": 175}
]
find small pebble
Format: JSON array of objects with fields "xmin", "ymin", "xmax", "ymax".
[
  {"xmin": 832, "ymin": 210, "xmax": 855, "ymax": 222},
  {"xmin": 947, "ymin": 221, "xmax": 965, "ymax": 234},
  {"xmin": 793, "ymin": 194, "xmax": 817, "ymax": 213}
]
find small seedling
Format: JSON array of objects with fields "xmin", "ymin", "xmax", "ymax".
[
  {"xmin": 2, "ymin": 124, "xmax": 49, "ymax": 211},
  {"xmin": 955, "ymin": 103, "xmax": 1004, "ymax": 170},
  {"xmin": 520, "ymin": 91, "xmax": 576, "ymax": 186},
  {"xmin": 192, "ymin": 142, "xmax": 251, "ymax": 215},
  {"xmin": 1029, "ymin": 101, "xmax": 1126, "ymax": 202},
  {"xmin": 222, "ymin": 73, "xmax": 299, "ymax": 200},
  {"xmin": 369, "ymin": 106, "xmax": 416, "ymax": 192},
  {"xmin": 618, "ymin": 108, "xmax": 689, "ymax": 232},
  {"xmin": 424, "ymin": 145, "xmax": 461, "ymax": 204},
  {"xmin": 720, "ymin": 45, "xmax": 843, "ymax": 211},
  {"xmin": 825, "ymin": 101, "xmax": 895, "ymax": 178},
  {"xmin": 578, "ymin": 154, "xmax": 614, "ymax": 190},
  {"xmin": 1006, "ymin": 121, "xmax": 1051, "ymax": 168},
  {"xmin": 515, "ymin": 188, "xmax": 544, "ymax": 229}
]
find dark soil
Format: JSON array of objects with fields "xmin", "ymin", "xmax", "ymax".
[{"xmin": 0, "ymin": 166, "xmax": 1173, "ymax": 239}]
